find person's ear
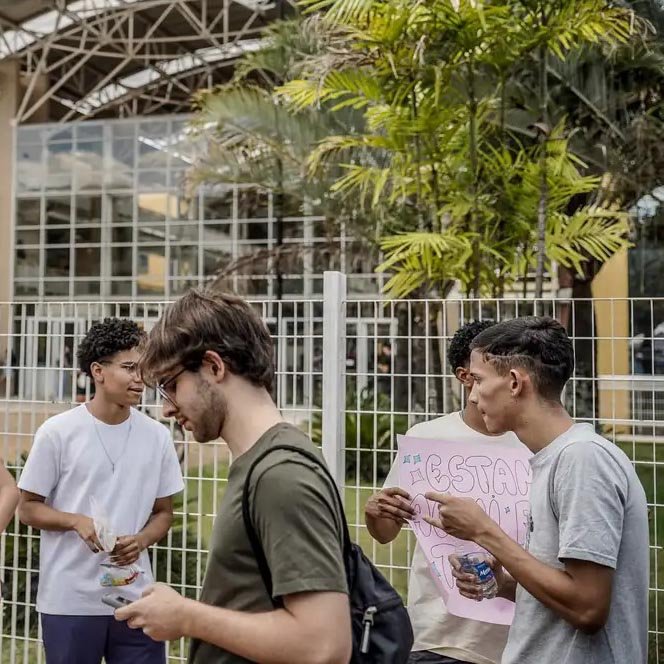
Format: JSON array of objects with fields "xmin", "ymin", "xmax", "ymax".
[
  {"xmin": 203, "ymin": 350, "xmax": 226, "ymax": 383},
  {"xmin": 90, "ymin": 362, "xmax": 104, "ymax": 385},
  {"xmin": 509, "ymin": 368, "xmax": 527, "ymax": 398},
  {"xmin": 455, "ymin": 366, "xmax": 472, "ymax": 388}
]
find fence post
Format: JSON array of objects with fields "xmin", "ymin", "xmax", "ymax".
[{"xmin": 322, "ymin": 271, "xmax": 347, "ymax": 497}]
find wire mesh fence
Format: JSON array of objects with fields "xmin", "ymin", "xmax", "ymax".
[{"xmin": 0, "ymin": 286, "xmax": 660, "ymax": 661}]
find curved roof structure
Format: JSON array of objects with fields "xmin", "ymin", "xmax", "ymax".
[{"xmin": 0, "ymin": 0, "xmax": 289, "ymax": 122}]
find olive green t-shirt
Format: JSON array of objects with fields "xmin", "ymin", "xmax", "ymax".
[{"xmin": 188, "ymin": 423, "xmax": 348, "ymax": 664}]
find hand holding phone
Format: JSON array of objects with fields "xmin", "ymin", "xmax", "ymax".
[{"xmin": 102, "ymin": 593, "xmax": 132, "ymax": 610}]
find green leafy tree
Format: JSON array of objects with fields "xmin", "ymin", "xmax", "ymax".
[{"xmin": 278, "ymin": 0, "xmax": 636, "ymax": 298}]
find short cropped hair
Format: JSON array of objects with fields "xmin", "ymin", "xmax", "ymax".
[
  {"xmin": 470, "ymin": 316, "xmax": 574, "ymax": 400},
  {"xmin": 447, "ymin": 320, "xmax": 496, "ymax": 371},
  {"xmin": 77, "ymin": 318, "xmax": 145, "ymax": 378},
  {"xmin": 139, "ymin": 288, "xmax": 274, "ymax": 391}
]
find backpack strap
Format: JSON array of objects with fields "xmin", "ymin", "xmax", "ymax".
[{"xmin": 241, "ymin": 444, "xmax": 352, "ymax": 607}]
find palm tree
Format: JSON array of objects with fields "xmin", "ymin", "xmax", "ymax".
[
  {"xmin": 189, "ymin": 17, "xmax": 377, "ymax": 296},
  {"xmin": 278, "ymin": 0, "xmax": 636, "ymax": 299}
]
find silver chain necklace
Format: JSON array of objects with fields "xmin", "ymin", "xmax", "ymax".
[{"xmin": 91, "ymin": 413, "xmax": 133, "ymax": 474}]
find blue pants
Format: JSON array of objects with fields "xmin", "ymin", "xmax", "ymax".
[{"xmin": 41, "ymin": 614, "xmax": 165, "ymax": 664}]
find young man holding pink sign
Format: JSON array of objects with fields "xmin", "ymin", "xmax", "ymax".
[
  {"xmin": 426, "ymin": 317, "xmax": 649, "ymax": 664},
  {"xmin": 365, "ymin": 320, "xmax": 526, "ymax": 664}
]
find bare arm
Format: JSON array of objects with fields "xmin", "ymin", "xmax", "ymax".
[
  {"xmin": 0, "ymin": 465, "xmax": 18, "ymax": 533},
  {"xmin": 425, "ymin": 493, "xmax": 614, "ymax": 634},
  {"xmin": 18, "ymin": 489, "xmax": 102, "ymax": 551},
  {"xmin": 476, "ymin": 523, "xmax": 613, "ymax": 634},
  {"xmin": 117, "ymin": 584, "xmax": 352, "ymax": 664},
  {"xmin": 112, "ymin": 496, "xmax": 174, "ymax": 566},
  {"xmin": 364, "ymin": 487, "xmax": 414, "ymax": 545},
  {"xmin": 184, "ymin": 591, "xmax": 351, "ymax": 664}
]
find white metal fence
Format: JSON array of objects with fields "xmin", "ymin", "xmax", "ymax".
[{"xmin": 0, "ymin": 274, "xmax": 661, "ymax": 662}]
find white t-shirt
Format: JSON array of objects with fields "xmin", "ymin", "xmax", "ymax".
[
  {"xmin": 18, "ymin": 404, "xmax": 184, "ymax": 615},
  {"xmin": 384, "ymin": 411, "xmax": 525, "ymax": 664}
]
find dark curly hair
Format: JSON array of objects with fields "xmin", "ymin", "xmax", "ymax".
[
  {"xmin": 77, "ymin": 318, "xmax": 146, "ymax": 378},
  {"xmin": 448, "ymin": 319, "xmax": 496, "ymax": 371}
]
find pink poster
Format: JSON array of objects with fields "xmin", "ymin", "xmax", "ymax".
[{"xmin": 397, "ymin": 434, "xmax": 532, "ymax": 625}]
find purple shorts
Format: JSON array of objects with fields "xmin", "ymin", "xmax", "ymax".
[{"xmin": 41, "ymin": 613, "xmax": 166, "ymax": 664}]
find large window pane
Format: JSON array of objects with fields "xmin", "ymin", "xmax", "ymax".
[
  {"xmin": 171, "ymin": 195, "xmax": 196, "ymax": 221},
  {"xmin": 77, "ymin": 171, "xmax": 104, "ymax": 191},
  {"xmin": 138, "ymin": 170, "xmax": 167, "ymax": 189},
  {"xmin": 171, "ymin": 223, "xmax": 199, "ymax": 242},
  {"xmin": 46, "ymin": 228, "xmax": 70, "ymax": 245},
  {"xmin": 74, "ymin": 281, "xmax": 100, "ymax": 296},
  {"xmin": 239, "ymin": 220, "xmax": 269, "ymax": 241},
  {"xmin": 112, "ymin": 226, "xmax": 133, "ymax": 243},
  {"xmin": 74, "ymin": 196, "xmax": 102, "ymax": 225},
  {"xmin": 138, "ymin": 141, "xmax": 168, "ymax": 170},
  {"xmin": 46, "ymin": 141, "xmax": 73, "ymax": 190},
  {"xmin": 238, "ymin": 189, "xmax": 269, "ymax": 218},
  {"xmin": 74, "ymin": 227, "xmax": 102, "ymax": 244},
  {"xmin": 203, "ymin": 191, "xmax": 232, "ymax": 220},
  {"xmin": 137, "ymin": 246, "xmax": 165, "ymax": 295},
  {"xmin": 170, "ymin": 246, "xmax": 198, "ymax": 278},
  {"xmin": 44, "ymin": 280, "xmax": 69, "ymax": 296},
  {"xmin": 139, "ymin": 120, "xmax": 169, "ymax": 140},
  {"xmin": 112, "ymin": 246, "xmax": 133, "ymax": 277},
  {"xmin": 111, "ymin": 196, "xmax": 134, "ymax": 224},
  {"xmin": 202, "ymin": 223, "xmax": 231, "ymax": 244},
  {"xmin": 16, "ymin": 144, "xmax": 44, "ymax": 192},
  {"xmin": 138, "ymin": 227, "xmax": 166, "ymax": 243},
  {"xmin": 16, "ymin": 199, "xmax": 40, "ymax": 226},
  {"xmin": 14, "ymin": 281, "xmax": 39, "ymax": 296},
  {"xmin": 15, "ymin": 248, "xmax": 40, "ymax": 279},
  {"xmin": 75, "ymin": 247, "xmax": 101, "ymax": 277},
  {"xmin": 111, "ymin": 281, "xmax": 132, "ymax": 296},
  {"xmin": 170, "ymin": 279, "xmax": 198, "ymax": 295},
  {"xmin": 111, "ymin": 139, "xmax": 135, "ymax": 169},
  {"xmin": 46, "ymin": 197, "xmax": 71, "ymax": 225},
  {"xmin": 76, "ymin": 124, "xmax": 103, "ymax": 141},
  {"xmin": 138, "ymin": 193, "xmax": 167, "ymax": 223},
  {"xmin": 16, "ymin": 229, "xmax": 40, "ymax": 245},
  {"xmin": 112, "ymin": 122, "xmax": 135, "ymax": 140},
  {"xmin": 203, "ymin": 247, "xmax": 232, "ymax": 276},
  {"xmin": 105, "ymin": 170, "xmax": 133, "ymax": 189},
  {"xmin": 45, "ymin": 249, "xmax": 70, "ymax": 277}
]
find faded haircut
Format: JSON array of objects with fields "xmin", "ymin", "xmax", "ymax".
[{"xmin": 470, "ymin": 316, "xmax": 574, "ymax": 401}]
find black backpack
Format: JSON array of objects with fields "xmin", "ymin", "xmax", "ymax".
[{"xmin": 243, "ymin": 444, "xmax": 414, "ymax": 663}]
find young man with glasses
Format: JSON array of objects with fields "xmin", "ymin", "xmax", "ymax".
[
  {"xmin": 115, "ymin": 289, "xmax": 351, "ymax": 664},
  {"xmin": 18, "ymin": 318, "xmax": 184, "ymax": 664}
]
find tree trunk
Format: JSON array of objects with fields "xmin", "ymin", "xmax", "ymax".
[
  {"xmin": 467, "ymin": 59, "xmax": 481, "ymax": 297},
  {"xmin": 558, "ymin": 264, "xmax": 599, "ymax": 422},
  {"xmin": 535, "ymin": 41, "xmax": 549, "ymax": 301}
]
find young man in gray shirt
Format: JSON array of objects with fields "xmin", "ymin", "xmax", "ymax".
[{"xmin": 425, "ymin": 317, "xmax": 649, "ymax": 664}]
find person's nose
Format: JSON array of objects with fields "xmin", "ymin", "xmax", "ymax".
[
  {"xmin": 469, "ymin": 383, "xmax": 479, "ymax": 405},
  {"xmin": 162, "ymin": 399, "xmax": 177, "ymax": 418}
]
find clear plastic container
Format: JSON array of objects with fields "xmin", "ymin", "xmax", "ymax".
[{"xmin": 455, "ymin": 542, "xmax": 498, "ymax": 599}]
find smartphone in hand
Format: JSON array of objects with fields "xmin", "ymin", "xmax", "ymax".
[{"xmin": 102, "ymin": 593, "xmax": 132, "ymax": 610}]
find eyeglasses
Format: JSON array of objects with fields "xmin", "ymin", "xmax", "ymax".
[{"xmin": 156, "ymin": 366, "xmax": 189, "ymax": 406}]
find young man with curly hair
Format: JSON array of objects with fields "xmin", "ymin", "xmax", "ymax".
[
  {"xmin": 365, "ymin": 320, "xmax": 526, "ymax": 664},
  {"xmin": 18, "ymin": 318, "xmax": 184, "ymax": 664}
]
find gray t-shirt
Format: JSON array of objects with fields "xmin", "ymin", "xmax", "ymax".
[{"xmin": 502, "ymin": 423, "xmax": 649, "ymax": 664}]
